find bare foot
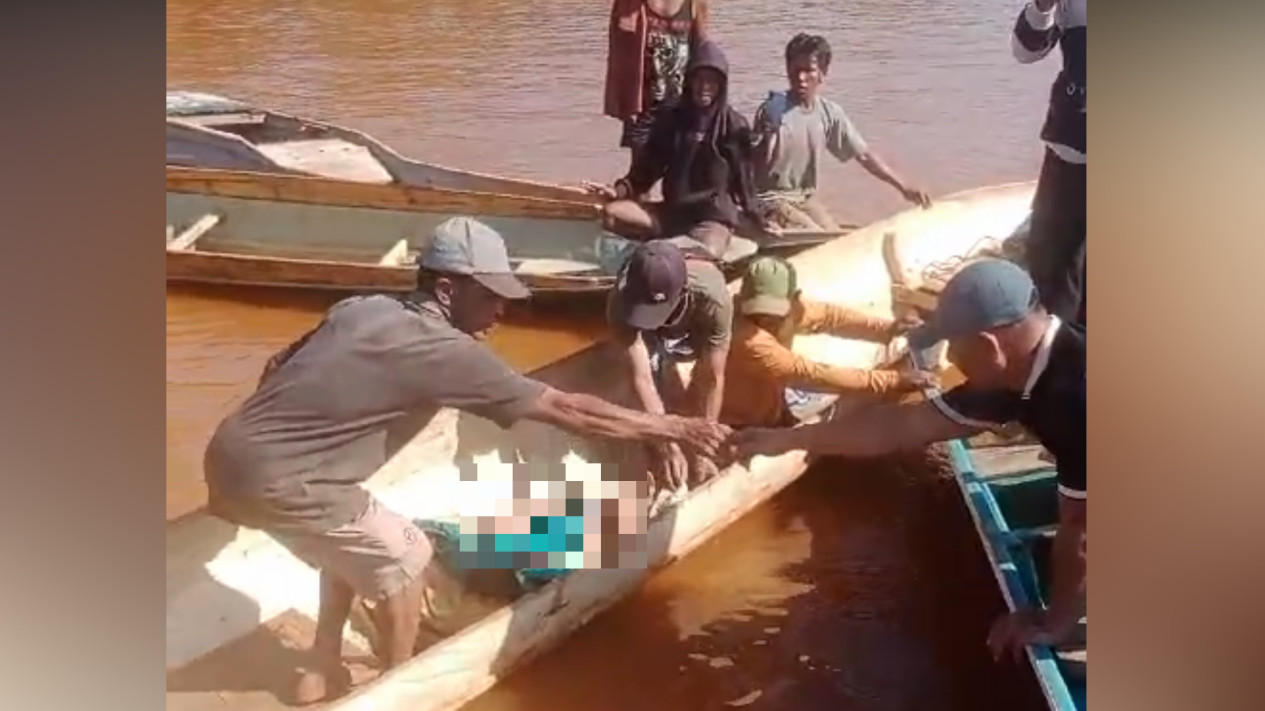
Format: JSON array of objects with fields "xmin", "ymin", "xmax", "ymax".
[{"xmin": 292, "ymin": 665, "xmax": 350, "ymax": 706}]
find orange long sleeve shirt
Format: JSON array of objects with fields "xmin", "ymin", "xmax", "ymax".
[{"xmin": 719, "ymin": 298, "xmax": 905, "ymax": 427}]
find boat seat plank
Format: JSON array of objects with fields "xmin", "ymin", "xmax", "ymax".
[
  {"xmin": 378, "ymin": 238, "xmax": 411, "ymax": 267},
  {"xmin": 892, "ymin": 284, "xmax": 939, "ymax": 312},
  {"xmin": 968, "ymin": 444, "xmax": 1052, "ymax": 480},
  {"xmin": 256, "ymin": 139, "xmax": 395, "ymax": 184},
  {"xmin": 168, "ymin": 213, "xmax": 222, "ymax": 252}
]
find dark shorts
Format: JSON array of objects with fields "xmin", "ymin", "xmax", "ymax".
[{"xmin": 638, "ymin": 204, "xmax": 734, "ymax": 259}]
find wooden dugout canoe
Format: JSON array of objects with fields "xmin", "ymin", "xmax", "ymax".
[
  {"xmin": 165, "ymin": 167, "xmax": 760, "ymax": 296},
  {"xmin": 165, "ymin": 181, "xmax": 1036, "ymax": 711},
  {"xmin": 166, "ymin": 90, "xmax": 591, "ymax": 203}
]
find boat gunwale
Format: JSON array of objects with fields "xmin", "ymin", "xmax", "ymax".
[
  {"xmin": 165, "ymin": 248, "xmax": 618, "ymax": 295},
  {"xmin": 166, "ymin": 166, "xmax": 603, "ymax": 221},
  {"xmin": 907, "ymin": 348, "xmax": 1081, "ymax": 711}
]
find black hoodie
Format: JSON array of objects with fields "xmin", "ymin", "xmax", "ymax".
[{"xmin": 621, "ymin": 40, "xmax": 757, "ymax": 233}]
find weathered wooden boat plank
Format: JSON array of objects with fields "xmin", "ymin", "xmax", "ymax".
[
  {"xmin": 167, "ymin": 167, "xmax": 602, "ymax": 221},
  {"xmin": 969, "ymin": 444, "xmax": 1052, "ymax": 480}
]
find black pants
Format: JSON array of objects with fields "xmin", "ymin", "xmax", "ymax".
[{"xmin": 1026, "ymin": 149, "xmax": 1087, "ymax": 326}]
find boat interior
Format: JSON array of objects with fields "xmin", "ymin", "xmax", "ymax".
[
  {"xmin": 168, "ymin": 110, "xmax": 398, "ymax": 184},
  {"xmin": 165, "ymin": 188, "xmax": 761, "ymax": 293},
  {"xmin": 166, "ymin": 193, "xmax": 607, "ymax": 268}
]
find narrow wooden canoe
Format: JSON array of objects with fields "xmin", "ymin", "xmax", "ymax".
[
  {"xmin": 166, "ymin": 90, "xmax": 591, "ymax": 203},
  {"xmin": 164, "ymin": 180, "xmax": 1035, "ymax": 711},
  {"xmin": 165, "ymin": 167, "xmax": 760, "ymax": 296}
]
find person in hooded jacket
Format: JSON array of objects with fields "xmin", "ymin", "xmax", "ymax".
[{"xmin": 586, "ymin": 40, "xmax": 775, "ymax": 259}]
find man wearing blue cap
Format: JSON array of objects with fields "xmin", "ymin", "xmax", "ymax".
[
  {"xmin": 204, "ymin": 217, "xmax": 731, "ymax": 704},
  {"xmin": 730, "ymin": 258, "xmax": 1085, "ymax": 658}
]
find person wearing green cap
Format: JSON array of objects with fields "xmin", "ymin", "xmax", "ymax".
[
  {"xmin": 729, "ymin": 258, "xmax": 1086, "ymax": 660},
  {"xmin": 204, "ymin": 216, "xmax": 731, "ymax": 704},
  {"xmin": 721, "ymin": 256, "xmax": 932, "ymax": 428}
]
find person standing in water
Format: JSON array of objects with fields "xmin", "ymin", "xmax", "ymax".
[
  {"xmin": 1012, "ymin": 0, "xmax": 1087, "ymax": 326},
  {"xmin": 603, "ymin": 0, "xmax": 710, "ymax": 170},
  {"xmin": 587, "ymin": 39, "xmax": 772, "ymax": 259},
  {"xmin": 752, "ymin": 33, "xmax": 931, "ymax": 232}
]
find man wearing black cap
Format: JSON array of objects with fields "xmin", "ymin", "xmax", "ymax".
[
  {"xmin": 607, "ymin": 239, "xmax": 734, "ymax": 494},
  {"xmin": 204, "ymin": 217, "xmax": 731, "ymax": 704},
  {"xmin": 731, "ymin": 259, "xmax": 1085, "ymax": 659}
]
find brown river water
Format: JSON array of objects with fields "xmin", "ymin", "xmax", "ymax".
[{"xmin": 168, "ymin": 0, "xmax": 1054, "ymax": 708}]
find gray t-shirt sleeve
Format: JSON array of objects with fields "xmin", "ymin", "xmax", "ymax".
[
  {"xmin": 824, "ymin": 100, "xmax": 869, "ymax": 163},
  {"xmin": 694, "ymin": 265, "xmax": 734, "ymax": 349},
  {"xmin": 400, "ymin": 330, "xmax": 547, "ymax": 430}
]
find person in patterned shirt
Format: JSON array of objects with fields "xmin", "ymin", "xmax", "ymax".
[{"xmin": 603, "ymin": 0, "xmax": 710, "ymax": 167}]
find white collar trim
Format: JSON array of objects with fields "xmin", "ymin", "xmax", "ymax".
[{"xmin": 1022, "ymin": 315, "xmax": 1062, "ymax": 400}]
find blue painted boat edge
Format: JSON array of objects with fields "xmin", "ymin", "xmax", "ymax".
[{"xmin": 943, "ymin": 439, "xmax": 1081, "ymax": 711}]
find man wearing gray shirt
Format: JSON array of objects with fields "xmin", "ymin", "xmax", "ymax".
[
  {"xmin": 204, "ymin": 217, "xmax": 730, "ymax": 704},
  {"xmin": 752, "ymin": 33, "xmax": 931, "ymax": 231}
]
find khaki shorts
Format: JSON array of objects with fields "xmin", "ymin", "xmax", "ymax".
[
  {"xmin": 272, "ymin": 496, "xmax": 434, "ymax": 601},
  {"xmin": 756, "ymin": 193, "xmax": 842, "ymax": 231}
]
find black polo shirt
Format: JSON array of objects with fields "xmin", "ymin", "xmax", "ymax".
[{"xmin": 931, "ymin": 318, "xmax": 1086, "ymax": 499}]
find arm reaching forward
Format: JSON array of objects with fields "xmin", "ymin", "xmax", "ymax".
[
  {"xmin": 523, "ymin": 386, "xmax": 730, "ymax": 458},
  {"xmin": 1012, "ymin": 0, "xmax": 1063, "ymax": 64},
  {"xmin": 731, "ymin": 399, "xmax": 980, "ymax": 460}
]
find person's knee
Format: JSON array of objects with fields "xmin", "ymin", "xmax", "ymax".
[
  {"xmin": 600, "ymin": 202, "xmax": 621, "ymax": 231},
  {"xmin": 604, "ymin": 199, "xmax": 641, "ymax": 226}
]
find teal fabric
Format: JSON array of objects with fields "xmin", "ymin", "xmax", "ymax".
[{"xmin": 413, "ymin": 518, "xmax": 571, "ymax": 591}]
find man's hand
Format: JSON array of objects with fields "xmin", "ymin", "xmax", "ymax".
[
  {"xmin": 650, "ymin": 442, "xmax": 690, "ymax": 492},
  {"xmin": 581, "ymin": 180, "xmax": 621, "ymax": 202},
  {"xmin": 986, "ymin": 607, "xmax": 1078, "ymax": 662},
  {"xmin": 672, "ymin": 417, "xmax": 731, "ymax": 459},
  {"xmin": 728, "ymin": 426, "xmax": 797, "ymax": 461},
  {"xmin": 688, "ymin": 453, "xmax": 721, "ymax": 487},
  {"xmin": 896, "ymin": 369, "xmax": 939, "ymax": 392},
  {"xmin": 900, "ymin": 185, "xmax": 933, "ymax": 209},
  {"xmin": 888, "ymin": 311, "xmax": 924, "ymax": 339}
]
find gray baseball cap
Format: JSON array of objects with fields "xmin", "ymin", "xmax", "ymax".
[
  {"xmin": 907, "ymin": 258, "xmax": 1039, "ymax": 349},
  {"xmin": 418, "ymin": 216, "xmax": 531, "ymax": 299}
]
